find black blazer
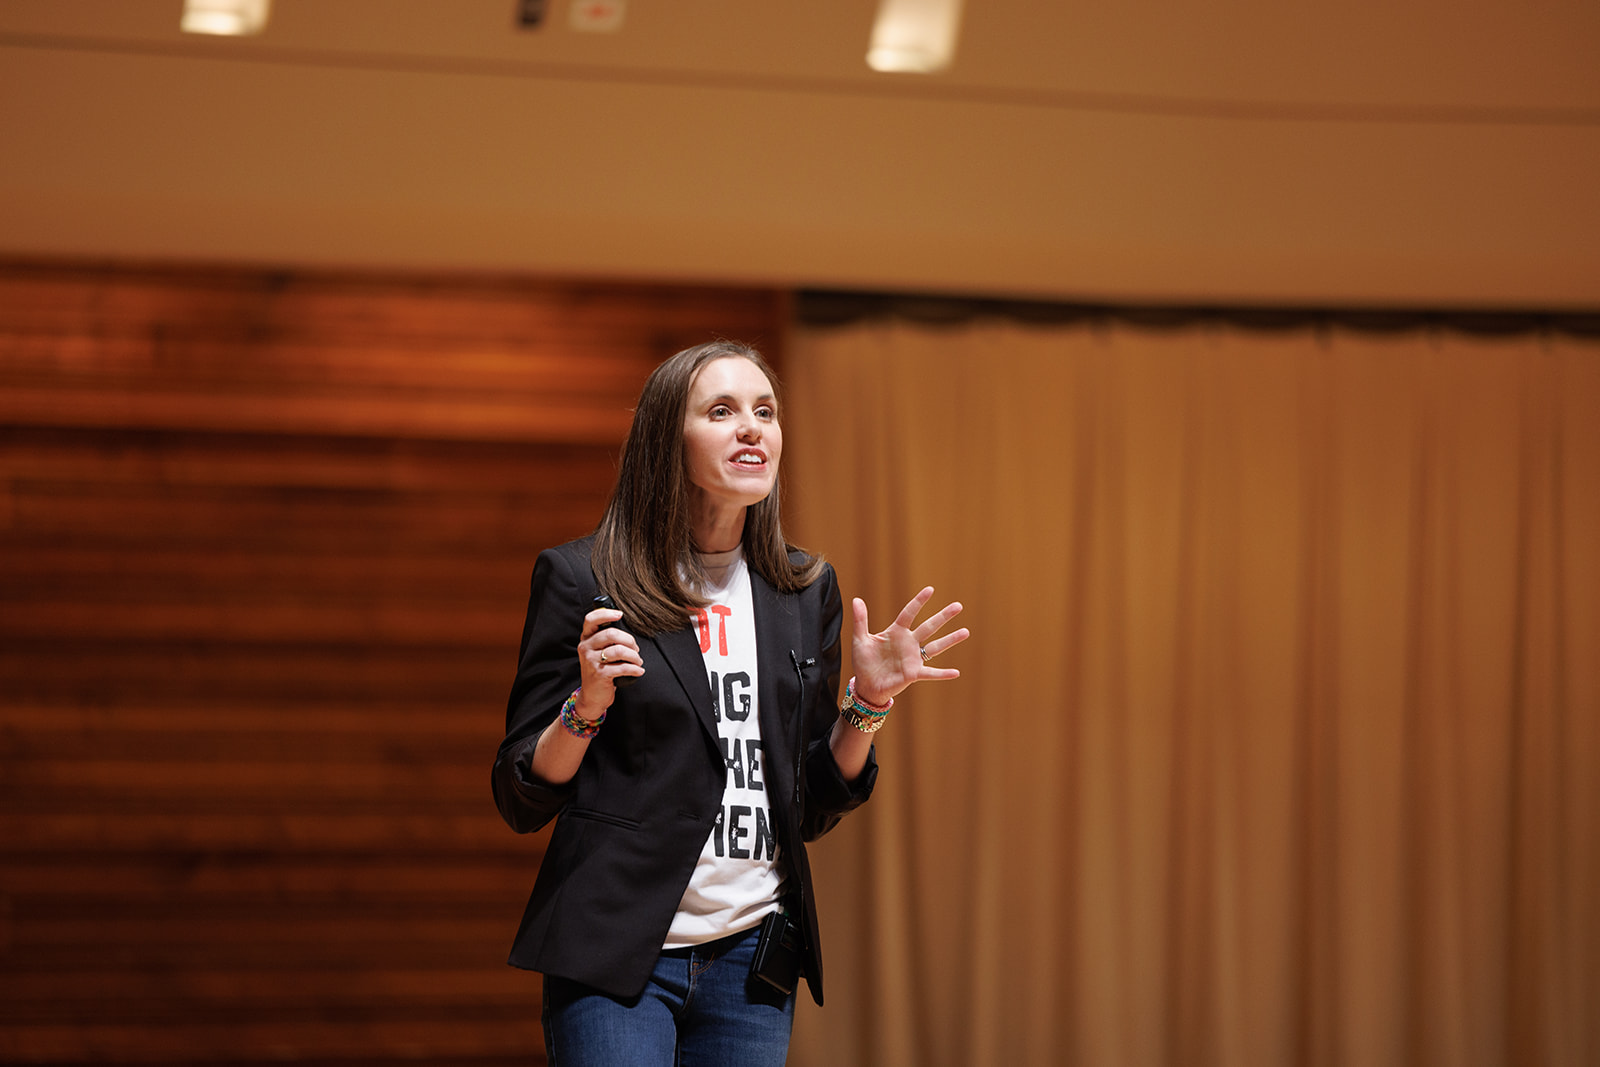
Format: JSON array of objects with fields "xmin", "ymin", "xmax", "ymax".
[{"xmin": 491, "ymin": 537, "xmax": 877, "ymax": 1004}]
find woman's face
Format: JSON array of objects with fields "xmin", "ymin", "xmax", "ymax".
[{"xmin": 682, "ymin": 356, "xmax": 782, "ymax": 512}]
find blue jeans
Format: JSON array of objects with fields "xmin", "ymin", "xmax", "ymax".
[{"xmin": 542, "ymin": 924, "xmax": 796, "ymax": 1067}]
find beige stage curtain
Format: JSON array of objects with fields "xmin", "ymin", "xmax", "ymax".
[{"xmin": 781, "ymin": 316, "xmax": 1598, "ymax": 1067}]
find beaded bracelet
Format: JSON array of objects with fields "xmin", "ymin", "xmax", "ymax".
[
  {"xmin": 559, "ymin": 688, "xmax": 606, "ymax": 740},
  {"xmin": 844, "ymin": 676, "xmax": 893, "ymax": 715},
  {"xmin": 839, "ymin": 676, "xmax": 893, "ymax": 734}
]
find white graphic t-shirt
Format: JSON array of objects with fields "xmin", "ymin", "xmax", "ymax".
[{"xmin": 664, "ymin": 547, "xmax": 784, "ymax": 947}]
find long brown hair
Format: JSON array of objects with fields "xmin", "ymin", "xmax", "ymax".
[{"xmin": 591, "ymin": 340, "xmax": 825, "ymax": 636}]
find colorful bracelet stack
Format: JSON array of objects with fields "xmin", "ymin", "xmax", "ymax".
[
  {"xmin": 839, "ymin": 676, "xmax": 893, "ymax": 734},
  {"xmin": 559, "ymin": 688, "xmax": 606, "ymax": 739}
]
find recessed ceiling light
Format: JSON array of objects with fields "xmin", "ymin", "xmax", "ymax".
[
  {"xmin": 867, "ymin": 0, "xmax": 963, "ymax": 73},
  {"xmin": 181, "ymin": 0, "xmax": 271, "ymax": 37}
]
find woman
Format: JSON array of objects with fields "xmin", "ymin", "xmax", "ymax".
[{"xmin": 492, "ymin": 340, "xmax": 968, "ymax": 1065}]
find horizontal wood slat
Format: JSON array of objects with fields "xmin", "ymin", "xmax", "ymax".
[
  {"xmin": 1, "ymin": 703, "xmax": 495, "ymax": 734},
  {"xmin": 1, "ymin": 1021, "xmax": 540, "ymax": 1063},
  {"xmin": 0, "ymin": 336, "xmax": 667, "ymax": 392},
  {"xmin": 2, "ymin": 855, "xmax": 532, "ymax": 900},
  {"xmin": 0, "ymin": 646, "xmax": 513, "ymax": 707},
  {"xmin": 0, "ymin": 268, "xmax": 785, "ymax": 343},
  {"xmin": 0, "ymin": 384, "xmax": 638, "ymax": 443},
  {"xmin": 0, "ymin": 813, "xmax": 513, "ymax": 852},
  {"xmin": 0, "ymin": 432, "xmax": 622, "ymax": 494},
  {"xmin": 0, "ymin": 259, "xmax": 786, "ymax": 1064},
  {"xmin": 2, "ymin": 549, "xmax": 533, "ymax": 604}
]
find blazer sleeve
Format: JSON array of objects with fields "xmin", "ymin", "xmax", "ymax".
[
  {"xmin": 491, "ymin": 544, "xmax": 589, "ymax": 835},
  {"xmin": 798, "ymin": 561, "xmax": 877, "ymax": 841}
]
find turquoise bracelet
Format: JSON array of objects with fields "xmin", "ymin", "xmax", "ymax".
[{"xmin": 839, "ymin": 676, "xmax": 893, "ymax": 733}]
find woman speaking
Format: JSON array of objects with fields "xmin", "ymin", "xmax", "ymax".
[{"xmin": 492, "ymin": 340, "xmax": 968, "ymax": 1065}]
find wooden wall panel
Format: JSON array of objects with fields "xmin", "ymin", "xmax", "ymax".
[{"xmin": 0, "ymin": 260, "xmax": 787, "ymax": 1064}]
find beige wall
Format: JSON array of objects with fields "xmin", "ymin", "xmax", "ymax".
[{"xmin": 2, "ymin": 0, "xmax": 1598, "ymax": 307}]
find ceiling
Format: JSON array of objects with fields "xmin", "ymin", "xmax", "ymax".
[{"xmin": 2, "ymin": 0, "xmax": 1598, "ymax": 306}]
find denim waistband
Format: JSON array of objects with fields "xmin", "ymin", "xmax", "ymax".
[{"xmin": 658, "ymin": 921, "xmax": 762, "ymax": 960}]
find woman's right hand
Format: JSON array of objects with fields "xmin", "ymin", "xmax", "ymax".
[
  {"xmin": 528, "ymin": 604, "xmax": 644, "ymax": 784},
  {"xmin": 577, "ymin": 605, "xmax": 645, "ymax": 708}
]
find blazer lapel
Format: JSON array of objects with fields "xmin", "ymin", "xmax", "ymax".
[
  {"xmin": 652, "ymin": 623, "xmax": 719, "ymax": 745},
  {"xmin": 751, "ymin": 568, "xmax": 804, "ymax": 806}
]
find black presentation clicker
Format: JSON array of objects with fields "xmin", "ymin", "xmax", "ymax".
[{"xmin": 592, "ymin": 595, "xmax": 636, "ymax": 687}]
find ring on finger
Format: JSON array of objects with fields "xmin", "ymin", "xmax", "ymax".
[
  {"xmin": 919, "ymin": 645, "xmax": 931, "ymax": 662},
  {"xmin": 599, "ymin": 651, "xmax": 608, "ymax": 665}
]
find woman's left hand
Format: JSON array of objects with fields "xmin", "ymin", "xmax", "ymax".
[{"xmin": 850, "ymin": 586, "xmax": 968, "ymax": 706}]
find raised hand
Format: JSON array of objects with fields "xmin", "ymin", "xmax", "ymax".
[{"xmin": 850, "ymin": 586, "xmax": 968, "ymax": 706}]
